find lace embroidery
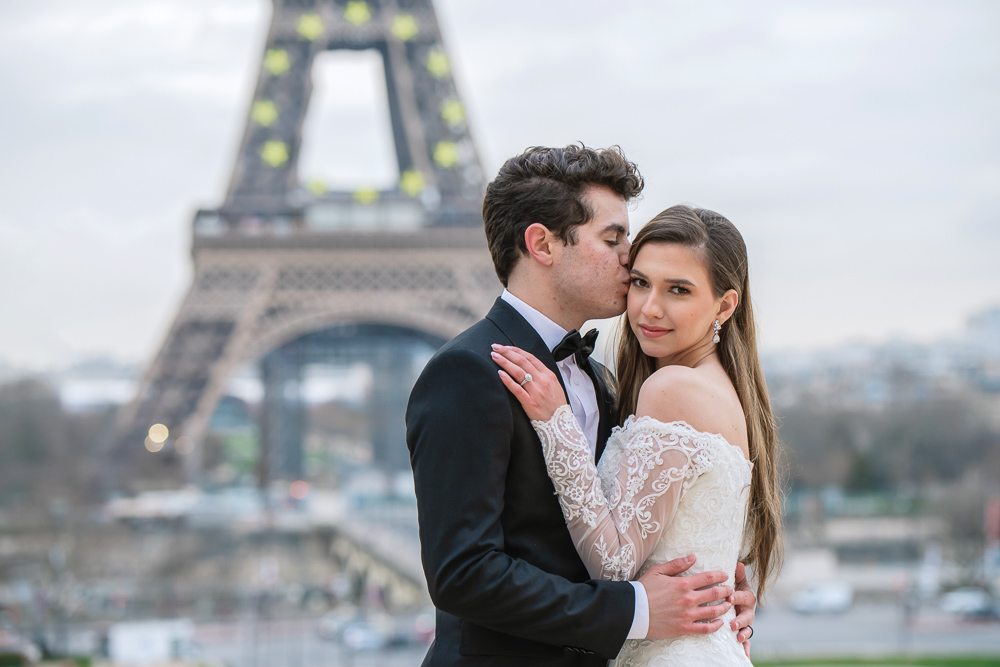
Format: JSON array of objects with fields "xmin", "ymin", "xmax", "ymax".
[
  {"xmin": 534, "ymin": 405, "xmax": 754, "ymax": 664},
  {"xmin": 532, "ymin": 405, "xmax": 718, "ymax": 581},
  {"xmin": 532, "ymin": 405, "xmax": 605, "ymax": 529}
]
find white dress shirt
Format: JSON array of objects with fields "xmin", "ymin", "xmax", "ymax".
[{"xmin": 500, "ymin": 290, "xmax": 650, "ymax": 640}]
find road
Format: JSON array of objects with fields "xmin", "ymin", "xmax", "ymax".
[
  {"xmin": 752, "ymin": 603, "xmax": 1000, "ymax": 658},
  {"xmin": 193, "ymin": 604, "xmax": 1000, "ymax": 667},
  {"xmin": 195, "ymin": 618, "xmax": 427, "ymax": 667}
]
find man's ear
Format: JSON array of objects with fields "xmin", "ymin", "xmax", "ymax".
[{"xmin": 524, "ymin": 223, "xmax": 557, "ymax": 267}]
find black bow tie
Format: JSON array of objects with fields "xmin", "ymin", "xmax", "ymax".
[{"xmin": 552, "ymin": 328, "xmax": 599, "ymax": 365}]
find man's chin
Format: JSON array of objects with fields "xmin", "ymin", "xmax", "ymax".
[{"xmin": 593, "ymin": 302, "xmax": 627, "ymax": 320}]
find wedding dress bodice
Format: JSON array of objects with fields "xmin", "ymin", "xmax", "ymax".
[{"xmin": 532, "ymin": 405, "xmax": 754, "ymax": 666}]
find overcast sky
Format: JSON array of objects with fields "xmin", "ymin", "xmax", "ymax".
[{"xmin": 1, "ymin": 0, "xmax": 998, "ymax": 370}]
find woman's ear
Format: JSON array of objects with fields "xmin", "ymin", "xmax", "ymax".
[{"xmin": 717, "ymin": 289, "xmax": 739, "ymax": 325}]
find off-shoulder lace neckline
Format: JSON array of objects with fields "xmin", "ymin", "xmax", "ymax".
[{"xmin": 619, "ymin": 414, "xmax": 753, "ymax": 469}]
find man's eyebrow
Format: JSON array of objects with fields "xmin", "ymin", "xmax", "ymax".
[{"xmin": 601, "ymin": 223, "xmax": 628, "ymax": 236}]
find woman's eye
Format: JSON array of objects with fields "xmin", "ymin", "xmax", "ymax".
[
  {"xmin": 630, "ymin": 277, "xmax": 647, "ymax": 288},
  {"xmin": 669, "ymin": 285, "xmax": 690, "ymax": 294}
]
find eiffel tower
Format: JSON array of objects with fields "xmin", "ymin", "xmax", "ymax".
[{"xmin": 112, "ymin": 0, "xmax": 499, "ymax": 487}]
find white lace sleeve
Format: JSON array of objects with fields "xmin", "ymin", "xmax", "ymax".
[{"xmin": 532, "ymin": 405, "xmax": 714, "ymax": 581}]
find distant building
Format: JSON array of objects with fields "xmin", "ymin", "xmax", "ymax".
[{"xmin": 764, "ymin": 303, "xmax": 1000, "ymax": 407}]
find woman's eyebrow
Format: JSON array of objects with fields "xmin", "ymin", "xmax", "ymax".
[{"xmin": 630, "ymin": 268, "xmax": 696, "ymax": 287}]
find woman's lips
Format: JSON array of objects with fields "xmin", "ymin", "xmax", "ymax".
[{"xmin": 639, "ymin": 324, "xmax": 672, "ymax": 338}]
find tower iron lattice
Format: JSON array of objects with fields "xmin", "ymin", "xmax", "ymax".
[{"xmin": 111, "ymin": 0, "xmax": 499, "ymax": 486}]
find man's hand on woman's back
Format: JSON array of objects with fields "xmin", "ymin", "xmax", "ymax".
[{"xmin": 639, "ymin": 554, "xmax": 734, "ymax": 639}]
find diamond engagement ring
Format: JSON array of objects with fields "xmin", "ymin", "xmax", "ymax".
[{"xmin": 519, "ymin": 373, "xmax": 533, "ymax": 386}]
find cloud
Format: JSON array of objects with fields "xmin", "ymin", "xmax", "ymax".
[
  {"xmin": 770, "ymin": 8, "xmax": 891, "ymax": 44},
  {"xmin": 1, "ymin": 0, "xmax": 999, "ymax": 367}
]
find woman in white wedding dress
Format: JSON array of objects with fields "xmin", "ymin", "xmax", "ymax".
[{"xmin": 493, "ymin": 206, "xmax": 783, "ymax": 666}]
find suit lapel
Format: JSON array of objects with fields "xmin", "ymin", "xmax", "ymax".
[
  {"xmin": 484, "ymin": 298, "xmax": 569, "ymax": 399},
  {"xmin": 583, "ymin": 359, "xmax": 615, "ymax": 462},
  {"xmin": 488, "ymin": 297, "xmax": 619, "ymax": 462}
]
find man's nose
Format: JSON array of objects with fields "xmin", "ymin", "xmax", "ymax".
[{"xmin": 619, "ymin": 240, "xmax": 631, "ymax": 266}]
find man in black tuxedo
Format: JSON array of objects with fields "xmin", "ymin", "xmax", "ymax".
[{"xmin": 406, "ymin": 145, "xmax": 756, "ymax": 666}]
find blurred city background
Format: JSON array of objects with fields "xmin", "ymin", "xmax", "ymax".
[{"xmin": 1, "ymin": 1, "xmax": 999, "ymax": 666}]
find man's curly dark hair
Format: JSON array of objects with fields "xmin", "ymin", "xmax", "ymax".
[{"xmin": 482, "ymin": 144, "xmax": 644, "ymax": 286}]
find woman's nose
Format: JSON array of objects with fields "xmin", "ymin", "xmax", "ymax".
[{"xmin": 641, "ymin": 295, "xmax": 661, "ymax": 318}]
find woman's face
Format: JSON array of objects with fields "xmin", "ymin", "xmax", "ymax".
[{"xmin": 627, "ymin": 242, "xmax": 725, "ymax": 363}]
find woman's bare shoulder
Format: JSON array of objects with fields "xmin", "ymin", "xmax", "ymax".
[{"xmin": 636, "ymin": 365, "xmax": 739, "ymax": 437}]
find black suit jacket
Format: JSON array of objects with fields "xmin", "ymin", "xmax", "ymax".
[{"xmin": 406, "ymin": 298, "xmax": 634, "ymax": 667}]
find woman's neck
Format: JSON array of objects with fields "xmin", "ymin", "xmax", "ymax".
[{"xmin": 655, "ymin": 339, "xmax": 719, "ymax": 370}]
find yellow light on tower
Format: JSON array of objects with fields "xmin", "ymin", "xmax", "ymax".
[
  {"xmin": 251, "ymin": 100, "xmax": 279, "ymax": 127},
  {"xmin": 426, "ymin": 49, "xmax": 450, "ymax": 78},
  {"xmin": 433, "ymin": 141, "xmax": 459, "ymax": 168},
  {"xmin": 344, "ymin": 2, "xmax": 371, "ymax": 27},
  {"xmin": 400, "ymin": 169, "xmax": 425, "ymax": 196},
  {"xmin": 297, "ymin": 13, "xmax": 324, "ymax": 41},
  {"xmin": 148, "ymin": 424, "xmax": 169, "ymax": 443},
  {"xmin": 391, "ymin": 14, "xmax": 418, "ymax": 41},
  {"xmin": 261, "ymin": 140, "xmax": 289, "ymax": 167},
  {"xmin": 353, "ymin": 187, "xmax": 379, "ymax": 205},
  {"xmin": 263, "ymin": 49, "xmax": 291, "ymax": 76},
  {"xmin": 440, "ymin": 100, "xmax": 465, "ymax": 127}
]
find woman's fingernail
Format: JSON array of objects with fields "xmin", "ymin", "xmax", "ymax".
[
  {"xmin": 491, "ymin": 344, "xmax": 501, "ymax": 350},
  {"xmin": 491, "ymin": 352, "xmax": 499, "ymax": 358}
]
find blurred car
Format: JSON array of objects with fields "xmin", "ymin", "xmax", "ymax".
[
  {"xmin": 939, "ymin": 587, "xmax": 995, "ymax": 618},
  {"xmin": 317, "ymin": 605, "xmax": 361, "ymax": 640},
  {"xmin": 791, "ymin": 582, "xmax": 854, "ymax": 614},
  {"xmin": 341, "ymin": 621, "xmax": 390, "ymax": 651},
  {"xmin": 0, "ymin": 628, "xmax": 42, "ymax": 664},
  {"xmin": 340, "ymin": 614, "xmax": 397, "ymax": 651},
  {"xmin": 412, "ymin": 606, "xmax": 436, "ymax": 645}
]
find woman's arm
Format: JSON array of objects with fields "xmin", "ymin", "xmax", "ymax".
[
  {"xmin": 493, "ymin": 345, "xmax": 711, "ymax": 582},
  {"xmin": 532, "ymin": 404, "xmax": 703, "ymax": 580}
]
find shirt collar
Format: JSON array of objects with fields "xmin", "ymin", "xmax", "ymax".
[{"xmin": 501, "ymin": 289, "xmax": 569, "ymax": 353}]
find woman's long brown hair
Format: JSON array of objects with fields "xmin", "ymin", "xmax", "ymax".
[{"xmin": 614, "ymin": 205, "xmax": 783, "ymax": 601}]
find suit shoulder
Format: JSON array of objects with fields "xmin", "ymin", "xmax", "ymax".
[
  {"xmin": 417, "ymin": 318, "xmax": 505, "ymax": 381},
  {"xmin": 431, "ymin": 317, "xmax": 504, "ymax": 360},
  {"xmin": 407, "ymin": 318, "xmax": 512, "ymax": 428}
]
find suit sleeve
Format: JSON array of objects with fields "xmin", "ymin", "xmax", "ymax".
[{"xmin": 406, "ymin": 347, "xmax": 634, "ymax": 658}]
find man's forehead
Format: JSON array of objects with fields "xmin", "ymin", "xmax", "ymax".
[{"xmin": 580, "ymin": 182, "xmax": 626, "ymax": 205}]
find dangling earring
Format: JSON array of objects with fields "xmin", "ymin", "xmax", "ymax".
[{"xmin": 713, "ymin": 320, "xmax": 721, "ymax": 344}]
